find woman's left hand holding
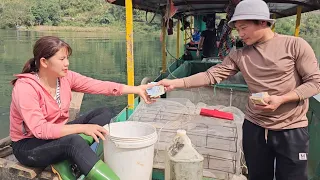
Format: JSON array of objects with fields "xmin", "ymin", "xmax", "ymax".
[
  {"xmin": 136, "ymin": 84, "xmax": 158, "ymax": 104},
  {"xmin": 122, "ymin": 84, "xmax": 159, "ymax": 104}
]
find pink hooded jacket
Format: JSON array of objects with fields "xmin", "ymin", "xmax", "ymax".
[{"xmin": 10, "ymin": 70, "xmax": 124, "ymax": 142}]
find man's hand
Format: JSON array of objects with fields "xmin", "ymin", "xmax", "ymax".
[
  {"xmin": 157, "ymin": 79, "xmax": 176, "ymax": 92},
  {"xmin": 196, "ymin": 50, "xmax": 200, "ymax": 57},
  {"xmin": 253, "ymin": 95, "xmax": 284, "ymax": 112}
]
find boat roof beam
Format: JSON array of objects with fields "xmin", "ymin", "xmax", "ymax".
[
  {"xmin": 173, "ymin": 0, "xmax": 319, "ymax": 8},
  {"xmin": 107, "ymin": 0, "xmax": 320, "ymax": 19}
]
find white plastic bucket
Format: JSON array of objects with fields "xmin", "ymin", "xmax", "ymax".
[{"xmin": 103, "ymin": 121, "xmax": 158, "ymax": 180}]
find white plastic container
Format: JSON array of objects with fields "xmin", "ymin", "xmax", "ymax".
[
  {"xmin": 165, "ymin": 129, "xmax": 204, "ymax": 180},
  {"xmin": 103, "ymin": 121, "xmax": 158, "ymax": 180}
]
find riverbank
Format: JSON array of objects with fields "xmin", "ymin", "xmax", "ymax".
[
  {"xmin": 13, "ymin": 25, "xmax": 161, "ymax": 34},
  {"xmin": 33, "ymin": 25, "xmax": 115, "ymax": 32}
]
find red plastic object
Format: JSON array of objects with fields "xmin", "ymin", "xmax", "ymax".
[{"xmin": 200, "ymin": 108, "xmax": 234, "ymax": 120}]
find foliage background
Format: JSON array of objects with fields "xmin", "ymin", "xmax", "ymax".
[{"xmin": 0, "ymin": 0, "xmax": 319, "ymax": 37}]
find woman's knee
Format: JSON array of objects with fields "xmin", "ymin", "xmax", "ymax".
[
  {"xmin": 93, "ymin": 107, "xmax": 116, "ymax": 117},
  {"xmin": 61, "ymin": 134, "xmax": 88, "ymax": 148},
  {"xmin": 87, "ymin": 107, "xmax": 115, "ymax": 126}
]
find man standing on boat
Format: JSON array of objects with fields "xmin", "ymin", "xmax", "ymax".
[
  {"xmin": 196, "ymin": 19, "xmax": 217, "ymax": 59},
  {"xmin": 158, "ymin": 0, "xmax": 320, "ymax": 180}
]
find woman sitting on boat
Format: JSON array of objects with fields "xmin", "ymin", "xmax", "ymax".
[{"xmin": 9, "ymin": 36, "xmax": 155, "ymax": 180}]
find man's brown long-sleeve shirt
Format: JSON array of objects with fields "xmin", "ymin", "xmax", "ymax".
[{"xmin": 183, "ymin": 34, "xmax": 320, "ymax": 129}]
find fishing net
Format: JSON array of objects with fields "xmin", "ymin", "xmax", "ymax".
[{"xmin": 127, "ymin": 96, "xmax": 247, "ymax": 179}]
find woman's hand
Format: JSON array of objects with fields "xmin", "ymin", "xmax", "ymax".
[
  {"xmin": 82, "ymin": 124, "xmax": 108, "ymax": 143},
  {"xmin": 136, "ymin": 84, "xmax": 158, "ymax": 104},
  {"xmin": 122, "ymin": 84, "xmax": 159, "ymax": 104}
]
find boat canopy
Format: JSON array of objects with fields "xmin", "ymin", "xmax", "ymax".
[{"xmin": 106, "ymin": 0, "xmax": 320, "ymax": 19}]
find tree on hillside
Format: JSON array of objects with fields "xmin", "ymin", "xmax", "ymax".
[
  {"xmin": 0, "ymin": 0, "xmax": 34, "ymax": 28},
  {"xmin": 0, "ymin": 0, "xmax": 318, "ymax": 37},
  {"xmin": 301, "ymin": 12, "xmax": 320, "ymax": 37},
  {"xmin": 31, "ymin": 0, "xmax": 61, "ymax": 26}
]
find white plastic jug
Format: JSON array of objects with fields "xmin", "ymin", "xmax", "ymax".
[
  {"xmin": 165, "ymin": 129, "xmax": 204, "ymax": 180},
  {"xmin": 103, "ymin": 121, "xmax": 158, "ymax": 180}
]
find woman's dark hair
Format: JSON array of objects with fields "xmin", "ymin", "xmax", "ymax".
[{"xmin": 11, "ymin": 36, "xmax": 72, "ymax": 85}]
